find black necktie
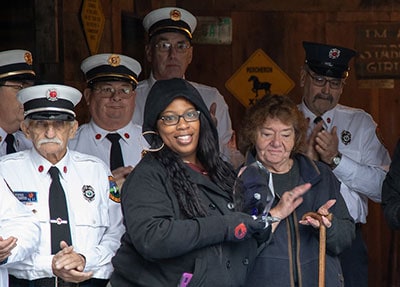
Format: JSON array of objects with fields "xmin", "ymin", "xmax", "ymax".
[
  {"xmin": 106, "ymin": 133, "xmax": 124, "ymax": 170},
  {"xmin": 5, "ymin": 134, "xmax": 16, "ymax": 154},
  {"xmin": 313, "ymin": 116, "xmax": 325, "ymax": 130},
  {"xmin": 48, "ymin": 166, "xmax": 72, "ymax": 254},
  {"xmin": 313, "ymin": 116, "xmax": 323, "ymax": 124}
]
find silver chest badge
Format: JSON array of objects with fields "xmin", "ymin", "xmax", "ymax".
[
  {"xmin": 82, "ymin": 185, "xmax": 95, "ymax": 202},
  {"xmin": 341, "ymin": 130, "xmax": 351, "ymax": 145}
]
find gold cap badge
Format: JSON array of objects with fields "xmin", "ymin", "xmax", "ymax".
[
  {"xmin": 24, "ymin": 52, "xmax": 33, "ymax": 65},
  {"xmin": 108, "ymin": 54, "xmax": 121, "ymax": 67},
  {"xmin": 170, "ymin": 9, "xmax": 181, "ymax": 21}
]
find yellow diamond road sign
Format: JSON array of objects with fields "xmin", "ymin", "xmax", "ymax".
[
  {"xmin": 81, "ymin": 0, "xmax": 105, "ymax": 55},
  {"xmin": 226, "ymin": 49, "xmax": 295, "ymax": 107}
]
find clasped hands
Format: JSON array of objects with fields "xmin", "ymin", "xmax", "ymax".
[
  {"xmin": 52, "ymin": 241, "xmax": 93, "ymax": 283},
  {"xmin": 304, "ymin": 120, "xmax": 339, "ymax": 164}
]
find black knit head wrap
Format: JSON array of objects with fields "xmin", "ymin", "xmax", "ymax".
[{"xmin": 143, "ymin": 78, "xmax": 218, "ymax": 147}]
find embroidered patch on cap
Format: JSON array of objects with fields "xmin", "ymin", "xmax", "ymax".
[
  {"xmin": 46, "ymin": 88, "xmax": 58, "ymax": 101},
  {"xmin": 329, "ymin": 48, "xmax": 340, "ymax": 60}
]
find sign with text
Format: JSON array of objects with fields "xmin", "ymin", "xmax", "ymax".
[
  {"xmin": 355, "ymin": 23, "xmax": 400, "ymax": 79},
  {"xmin": 193, "ymin": 17, "xmax": 232, "ymax": 45},
  {"xmin": 225, "ymin": 49, "xmax": 295, "ymax": 107},
  {"xmin": 81, "ymin": 0, "xmax": 105, "ymax": 55}
]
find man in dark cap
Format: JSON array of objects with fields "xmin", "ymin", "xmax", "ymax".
[
  {"xmin": 0, "ymin": 49, "xmax": 36, "ymax": 155},
  {"xmin": 298, "ymin": 41, "xmax": 390, "ymax": 287},
  {"xmin": 70, "ymin": 53, "xmax": 145, "ymax": 188},
  {"xmin": 132, "ymin": 7, "xmax": 243, "ymax": 168},
  {"xmin": 1, "ymin": 84, "xmax": 124, "ymax": 287}
]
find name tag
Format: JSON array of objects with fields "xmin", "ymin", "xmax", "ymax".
[{"xmin": 14, "ymin": 191, "xmax": 38, "ymax": 203}]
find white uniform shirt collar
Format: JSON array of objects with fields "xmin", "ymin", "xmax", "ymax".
[
  {"xmin": 300, "ymin": 100, "xmax": 337, "ymax": 131},
  {"xmin": 29, "ymin": 147, "xmax": 70, "ymax": 179},
  {"xmin": 88, "ymin": 120, "xmax": 136, "ymax": 144}
]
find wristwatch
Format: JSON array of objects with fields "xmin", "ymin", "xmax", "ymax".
[{"xmin": 330, "ymin": 152, "xmax": 342, "ymax": 169}]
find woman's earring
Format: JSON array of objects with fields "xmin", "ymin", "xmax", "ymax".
[{"xmin": 139, "ymin": 131, "xmax": 165, "ymax": 156}]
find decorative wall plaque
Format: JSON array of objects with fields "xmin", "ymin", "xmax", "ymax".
[{"xmin": 355, "ymin": 23, "xmax": 400, "ymax": 79}]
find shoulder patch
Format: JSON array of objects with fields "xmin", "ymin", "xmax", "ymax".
[{"xmin": 108, "ymin": 176, "xmax": 121, "ymax": 203}]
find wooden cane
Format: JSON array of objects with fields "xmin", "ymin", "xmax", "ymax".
[{"xmin": 302, "ymin": 212, "xmax": 333, "ymax": 287}]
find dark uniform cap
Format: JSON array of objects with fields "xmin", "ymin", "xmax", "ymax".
[
  {"xmin": 303, "ymin": 41, "xmax": 357, "ymax": 78},
  {"xmin": 143, "ymin": 78, "xmax": 218, "ymax": 145},
  {"xmin": 143, "ymin": 7, "xmax": 197, "ymax": 40},
  {"xmin": 17, "ymin": 84, "xmax": 82, "ymax": 121},
  {"xmin": 80, "ymin": 53, "xmax": 142, "ymax": 87},
  {"xmin": 0, "ymin": 49, "xmax": 36, "ymax": 81}
]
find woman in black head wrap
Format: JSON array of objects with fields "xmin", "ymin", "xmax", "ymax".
[{"xmin": 110, "ymin": 78, "xmax": 271, "ymax": 287}]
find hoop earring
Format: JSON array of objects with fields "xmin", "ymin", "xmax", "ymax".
[{"xmin": 139, "ymin": 130, "xmax": 165, "ymax": 154}]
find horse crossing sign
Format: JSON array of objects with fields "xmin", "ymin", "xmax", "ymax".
[{"xmin": 225, "ymin": 49, "xmax": 295, "ymax": 107}]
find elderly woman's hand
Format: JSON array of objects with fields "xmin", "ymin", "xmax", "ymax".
[
  {"xmin": 299, "ymin": 199, "xmax": 336, "ymax": 229},
  {"xmin": 268, "ymin": 183, "xmax": 311, "ymax": 232}
]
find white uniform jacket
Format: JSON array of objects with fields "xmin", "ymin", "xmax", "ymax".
[
  {"xmin": 0, "ymin": 129, "xmax": 32, "ymax": 157},
  {"xmin": 132, "ymin": 74, "xmax": 234, "ymax": 160},
  {"xmin": 69, "ymin": 120, "xmax": 145, "ymax": 168},
  {"xmin": 0, "ymin": 148, "xmax": 124, "ymax": 280},
  {"xmin": 298, "ymin": 102, "xmax": 391, "ymax": 223},
  {"xmin": 0, "ymin": 180, "xmax": 40, "ymax": 287}
]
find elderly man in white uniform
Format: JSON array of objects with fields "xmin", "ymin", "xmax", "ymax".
[
  {"xmin": 0, "ymin": 180, "xmax": 40, "ymax": 287},
  {"xmin": 69, "ymin": 53, "xmax": 145, "ymax": 188},
  {"xmin": 298, "ymin": 41, "xmax": 391, "ymax": 287},
  {"xmin": 132, "ymin": 7, "xmax": 243, "ymax": 167},
  {"xmin": 1, "ymin": 84, "xmax": 124, "ymax": 287}
]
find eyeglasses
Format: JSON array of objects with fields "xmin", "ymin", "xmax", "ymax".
[
  {"xmin": 92, "ymin": 86, "xmax": 134, "ymax": 99},
  {"xmin": 29, "ymin": 120, "xmax": 70, "ymax": 131},
  {"xmin": 154, "ymin": 41, "xmax": 191, "ymax": 53},
  {"xmin": 306, "ymin": 70, "xmax": 344, "ymax": 90},
  {"xmin": 159, "ymin": 110, "xmax": 200, "ymax": 125}
]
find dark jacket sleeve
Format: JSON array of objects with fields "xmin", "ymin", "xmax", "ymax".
[{"xmin": 382, "ymin": 139, "xmax": 400, "ymax": 229}]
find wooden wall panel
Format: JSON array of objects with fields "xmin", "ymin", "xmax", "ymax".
[{"xmin": 0, "ymin": 1, "xmax": 35, "ymax": 54}]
